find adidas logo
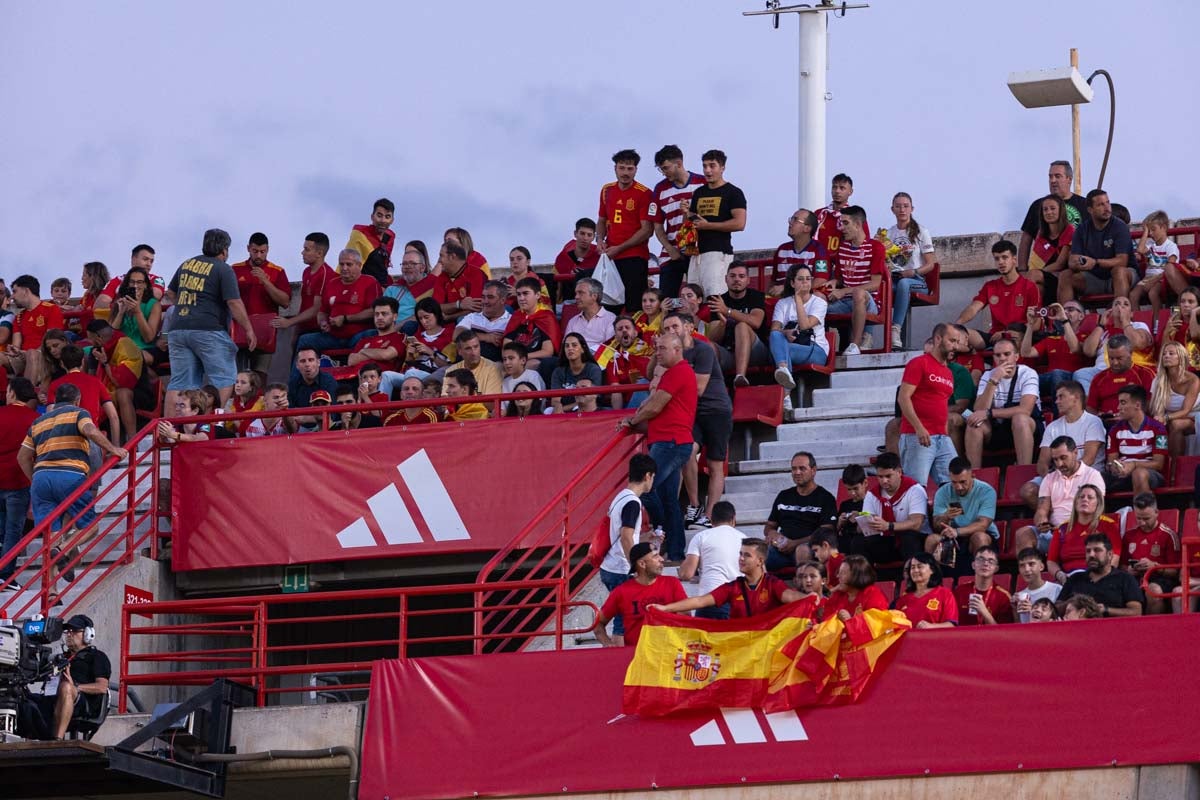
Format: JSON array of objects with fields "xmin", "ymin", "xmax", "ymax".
[
  {"xmin": 689, "ymin": 708, "xmax": 808, "ymax": 746},
  {"xmin": 335, "ymin": 449, "xmax": 471, "ymax": 548}
]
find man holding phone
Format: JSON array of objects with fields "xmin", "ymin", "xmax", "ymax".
[{"xmin": 931, "ymin": 457, "xmax": 999, "ymax": 572}]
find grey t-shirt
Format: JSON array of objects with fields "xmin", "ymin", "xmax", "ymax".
[
  {"xmin": 683, "ymin": 341, "xmax": 732, "ymax": 415},
  {"xmin": 168, "ymin": 255, "xmax": 240, "ymax": 331}
]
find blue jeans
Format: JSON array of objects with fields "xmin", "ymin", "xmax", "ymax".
[
  {"xmin": 167, "ymin": 328, "xmax": 238, "ymax": 390},
  {"xmin": 642, "ymin": 441, "xmax": 692, "ymax": 561},
  {"xmin": 1039, "ymin": 369, "xmax": 1074, "ymax": 398},
  {"xmin": 827, "ymin": 294, "xmax": 880, "ymax": 343},
  {"xmin": 899, "ymin": 433, "xmax": 957, "ymax": 486},
  {"xmin": 600, "ymin": 569, "xmax": 630, "ymax": 635},
  {"xmin": 766, "ymin": 543, "xmax": 801, "ymax": 572},
  {"xmin": 1072, "ymin": 366, "xmax": 1101, "ymax": 398},
  {"xmin": 30, "ymin": 470, "xmax": 95, "ymax": 534},
  {"xmin": 769, "ymin": 330, "xmax": 828, "ymax": 369},
  {"xmin": 892, "ymin": 274, "xmax": 928, "ymax": 330},
  {"xmin": 295, "ymin": 329, "xmax": 374, "ymax": 357},
  {"xmin": 0, "ymin": 488, "xmax": 30, "ymax": 580}
]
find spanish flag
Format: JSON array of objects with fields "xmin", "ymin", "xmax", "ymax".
[{"xmin": 622, "ymin": 603, "xmax": 909, "ymax": 717}]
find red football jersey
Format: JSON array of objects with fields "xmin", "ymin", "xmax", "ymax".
[
  {"xmin": 953, "ymin": 581, "xmax": 1013, "ymax": 625},
  {"xmin": 824, "ymin": 584, "xmax": 888, "ymax": 619},
  {"xmin": 232, "ymin": 261, "xmax": 291, "ymax": 315},
  {"xmin": 649, "ymin": 173, "xmax": 705, "ymax": 256},
  {"xmin": 1121, "ymin": 522, "xmax": 1179, "ymax": 569},
  {"xmin": 600, "ymin": 575, "xmax": 687, "ymax": 647},
  {"xmin": 14, "ymin": 300, "xmax": 64, "ymax": 349},
  {"xmin": 972, "ymin": 276, "xmax": 1041, "ymax": 335},
  {"xmin": 833, "ymin": 239, "xmax": 886, "ymax": 297},
  {"xmin": 708, "ymin": 575, "xmax": 803, "ymax": 619},
  {"xmin": 433, "ymin": 264, "xmax": 487, "ymax": 306},
  {"xmin": 896, "ymin": 586, "xmax": 959, "ymax": 626},
  {"xmin": 48, "ymin": 372, "xmax": 111, "ymax": 424},
  {"xmin": 598, "ymin": 182, "xmax": 652, "ymax": 260},
  {"xmin": 349, "ymin": 331, "xmax": 407, "ymax": 372},
  {"xmin": 299, "ymin": 263, "xmax": 337, "ymax": 332},
  {"xmin": 815, "ymin": 205, "xmax": 868, "ymax": 255},
  {"xmin": 1033, "ymin": 334, "xmax": 1085, "ymax": 373},
  {"xmin": 1048, "ymin": 516, "xmax": 1122, "ymax": 573},
  {"xmin": 321, "ymin": 275, "xmax": 381, "ymax": 338}
]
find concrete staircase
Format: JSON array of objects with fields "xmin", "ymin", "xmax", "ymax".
[{"xmin": 723, "ymin": 350, "xmax": 920, "ymax": 530}]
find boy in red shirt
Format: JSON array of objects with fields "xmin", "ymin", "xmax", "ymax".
[
  {"xmin": 597, "ymin": 149, "xmax": 653, "ymax": 313},
  {"xmin": 9, "ymin": 275, "xmax": 65, "ymax": 380},
  {"xmin": 651, "ymin": 539, "xmax": 813, "ymax": 620},
  {"xmin": 593, "ymin": 543, "xmax": 687, "ymax": 648},
  {"xmin": 956, "ymin": 240, "xmax": 1040, "ymax": 352}
]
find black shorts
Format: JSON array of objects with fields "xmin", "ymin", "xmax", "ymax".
[
  {"xmin": 989, "ymin": 414, "xmax": 1044, "ymax": 450},
  {"xmin": 844, "ymin": 532, "xmax": 926, "ymax": 566},
  {"xmin": 1144, "ymin": 572, "xmax": 1180, "ymax": 594},
  {"xmin": 693, "ymin": 409, "xmax": 733, "ymax": 463}
]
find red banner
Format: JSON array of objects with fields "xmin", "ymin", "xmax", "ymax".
[
  {"xmin": 171, "ymin": 414, "xmax": 634, "ymax": 571},
  {"xmin": 360, "ymin": 616, "xmax": 1200, "ymax": 799}
]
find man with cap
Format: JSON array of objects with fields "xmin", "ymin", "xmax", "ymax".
[
  {"xmin": 593, "ymin": 542, "xmax": 687, "ymax": 648},
  {"xmin": 18, "ymin": 614, "xmax": 111, "ymax": 740}
]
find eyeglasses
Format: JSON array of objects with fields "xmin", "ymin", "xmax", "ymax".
[{"xmin": 974, "ymin": 557, "xmax": 998, "ymax": 566}]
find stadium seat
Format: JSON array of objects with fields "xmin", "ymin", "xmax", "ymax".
[
  {"xmin": 998, "ymin": 464, "xmax": 1039, "ymax": 511},
  {"xmin": 992, "ymin": 573, "xmax": 1013, "ymax": 593},
  {"xmin": 559, "ymin": 303, "xmax": 581, "ymax": 328},
  {"xmin": 825, "ymin": 272, "xmax": 893, "ymax": 354},
  {"xmin": 787, "ymin": 330, "xmax": 837, "ymax": 407},
  {"xmin": 1184, "ymin": 508, "xmax": 1200, "ymax": 539},
  {"xmin": 731, "ymin": 385, "xmax": 785, "ymax": 461},
  {"xmin": 904, "ymin": 262, "xmax": 940, "ymax": 348},
  {"xmin": 836, "ymin": 477, "xmax": 880, "ymax": 507},
  {"xmin": 1003, "ymin": 519, "xmax": 1034, "ymax": 560},
  {"xmin": 877, "ymin": 580, "xmax": 897, "ymax": 606},
  {"xmin": 1159, "ymin": 456, "xmax": 1200, "ymax": 502}
]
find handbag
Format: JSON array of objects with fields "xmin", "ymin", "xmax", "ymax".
[
  {"xmin": 231, "ymin": 313, "xmax": 279, "ymax": 354},
  {"xmin": 594, "ymin": 254, "xmax": 626, "ymax": 307}
]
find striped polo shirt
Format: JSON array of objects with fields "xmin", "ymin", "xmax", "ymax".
[{"xmin": 21, "ymin": 405, "xmax": 93, "ymax": 475}]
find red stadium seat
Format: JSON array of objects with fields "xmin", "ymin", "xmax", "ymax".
[
  {"xmin": 877, "ymin": 580, "xmax": 897, "ymax": 606},
  {"xmin": 992, "ymin": 573, "xmax": 1013, "ymax": 593},
  {"xmin": 559, "ymin": 303, "xmax": 581, "ymax": 328},
  {"xmin": 826, "ymin": 273, "xmax": 893, "ymax": 354},
  {"xmin": 998, "ymin": 464, "xmax": 1039, "ymax": 510},
  {"xmin": 910, "ymin": 262, "xmax": 940, "ymax": 308},
  {"xmin": 1160, "ymin": 456, "xmax": 1200, "ymax": 500},
  {"xmin": 836, "ymin": 477, "xmax": 880, "ymax": 507},
  {"xmin": 731, "ymin": 385, "xmax": 785, "ymax": 460}
]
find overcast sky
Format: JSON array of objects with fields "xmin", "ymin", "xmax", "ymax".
[{"xmin": 2, "ymin": 0, "xmax": 1196, "ymax": 292}]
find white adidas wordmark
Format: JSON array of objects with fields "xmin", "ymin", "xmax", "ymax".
[
  {"xmin": 689, "ymin": 708, "xmax": 808, "ymax": 746},
  {"xmin": 336, "ymin": 449, "xmax": 471, "ymax": 548}
]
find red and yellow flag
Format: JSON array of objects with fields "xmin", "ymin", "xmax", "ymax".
[{"xmin": 622, "ymin": 603, "xmax": 910, "ymax": 716}]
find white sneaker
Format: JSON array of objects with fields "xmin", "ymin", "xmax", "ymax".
[
  {"xmin": 782, "ymin": 393, "xmax": 794, "ymax": 413},
  {"xmin": 844, "ymin": 343, "xmax": 861, "ymax": 356},
  {"xmin": 891, "ymin": 324, "xmax": 903, "ymax": 349},
  {"xmin": 774, "ymin": 367, "xmax": 796, "ymax": 390},
  {"xmin": 861, "ymin": 332, "xmax": 874, "ymax": 350}
]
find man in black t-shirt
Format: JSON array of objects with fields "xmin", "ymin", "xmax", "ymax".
[
  {"xmin": 1058, "ymin": 534, "xmax": 1144, "ymax": 617},
  {"xmin": 763, "ymin": 452, "xmax": 837, "ymax": 572},
  {"xmin": 1017, "ymin": 160, "xmax": 1088, "ymax": 270},
  {"xmin": 705, "ymin": 261, "xmax": 770, "ymax": 386},
  {"xmin": 660, "ymin": 313, "xmax": 732, "ymax": 530},
  {"xmin": 686, "ymin": 149, "xmax": 747, "ymax": 298},
  {"xmin": 19, "ymin": 614, "xmax": 112, "ymax": 740}
]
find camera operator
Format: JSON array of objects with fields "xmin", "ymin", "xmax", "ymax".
[{"xmin": 18, "ymin": 615, "xmax": 110, "ymax": 740}]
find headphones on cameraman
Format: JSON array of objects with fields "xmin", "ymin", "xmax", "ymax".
[{"xmin": 82, "ymin": 625, "xmax": 96, "ymax": 645}]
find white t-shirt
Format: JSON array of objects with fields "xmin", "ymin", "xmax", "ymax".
[
  {"xmin": 502, "ymin": 369, "xmax": 545, "ymax": 393},
  {"xmin": 976, "ymin": 364, "xmax": 1040, "ymax": 409},
  {"xmin": 886, "ymin": 223, "xmax": 935, "ymax": 273},
  {"xmin": 685, "ymin": 524, "xmax": 743, "ymax": 595},
  {"xmin": 771, "ymin": 293, "xmax": 827, "ymax": 347},
  {"xmin": 1022, "ymin": 581, "xmax": 1063, "ymax": 605},
  {"xmin": 600, "ymin": 488, "xmax": 642, "ymax": 575},
  {"xmin": 1040, "ymin": 411, "xmax": 1107, "ymax": 464},
  {"xmin": 864, "ymin": 483, "xmax": 930, "ymax": 533},
  {"xmin": 458, "ymin": 309, "xmax": 511, "ymax": 337},
  {"xmin": 1143, "ymin": 238, "xmax": 1179, "ymax": 276}
]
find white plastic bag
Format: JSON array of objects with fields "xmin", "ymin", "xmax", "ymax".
[{"xmin": 594, "ymin": 254, "xmax": 625, "ymax": 307}]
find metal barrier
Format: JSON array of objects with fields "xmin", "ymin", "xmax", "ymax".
[
  {"xmin": 119, "ymin": 581, "xmax": 601, "ymax": 711},
  {"xmin": 1141, "ymin": 536, "xmax": 1200, "ymax": 613}
]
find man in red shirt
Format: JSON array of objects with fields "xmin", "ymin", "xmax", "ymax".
[
  {"xmin": 1086, "ymin": 336, "xmax": 1155, "ymax": 421},
  {"xmin": 95, "ymin": 244, "xmax": 166, "ymax": 311},
  {"xmin": 1122, "ymin": 492, "xmax": 1178, "ymax": 614},
  {"xmin": 954, "ymin": 545, "xmax": 1014, "ymax": 625},
  {"xmin": 617, "ymin": 333, "xmax": 697, "ymax": 564},
  {"xmin": 1020, "ymin": 301, "xmax": 1086, "ymax": 397},
  {"xmin": 814, "ymin": 173, "xmax": 868, "ymax": 255},
  {"xmin": 597, "ymin": 149, "xmax": 653, "ymax": 313},
  {"xmin": 593, "ymin": 542, "xmax": 687, "ymax": 648},
  {"xmin": 898, "ymin": 322, "xmax": 966, "ymax": 485},
  {"xmin": 652, "ymin": 538, "xmax": 812, "ymax": 620},
  {"xmin": 48, "ymin": 345, "xmax": 120, "ymax": 442},
  {"xmin": 956, "ymin": 240, "xmax": 1041, "ymax": 352},
  {"xmin": 272, "ymin": 232, "xmax": 336, "ymax": 340},
  {"xmin": 0, "ymin": 377, "xmax": 39, "ymax": 583},
  {"xmin": 331, "ymin": 297, "xmax": 406, "ymax": 382},
  {"xmin": 345, "ymin": 198, "xmax": 396, "ymax": 287},
  {"xmin": 229, "ymin": 232, "xmax": 292, "ymax": 373},
  {"xmin": 827, "ymin": 206, "xmax": 885, "ymax": 355},
  {"xmin": 434, "ymin": 241, "xmax": 486, "ymax": 324},
  {"xmin": 296, "ymin": 249, "xmax": 381, "ymax": 355},
  {"xmin": 9, "ymin": 275, "xmax": 65, "ymax": 380},
  {"xmin": 649, "ymin": 144, "xmax": 706, "ymax": 299}
]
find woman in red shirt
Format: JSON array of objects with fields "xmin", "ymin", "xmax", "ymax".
[
  {"xmin": 895, "ymin": 553, "xmax": 958, "ymax": 628},
  {"xmin": 1161, "ymin": 287, "xmax": 1200, "ymax": 372},
  {"xmin": 1027, "ymin": 195, "xmax": 1074, "ymax": 294},
  {"xmin": 824, "ymin": 555, "xmax": 889, "ymax": 622},
  {"xmin": 1047, "ymin": 484, "xmax": 1120, "ymax": 580}
]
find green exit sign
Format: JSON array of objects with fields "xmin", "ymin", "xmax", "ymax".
[{"xmin": 282, "ymin": 565, "xmax": 309, "ymax": 593}]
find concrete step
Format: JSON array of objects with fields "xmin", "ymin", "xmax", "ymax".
[
  {"xmin": 811, "ymin": 385, "xmax": 898, "ymax": 408},
  {"xmin": 759, "ymin": 435, "xmax": 881, "ymax": 462},
  {"xmin": 835, "ymin": 350, "xmax": 921, "ymax": 371},
  {"xmin": 723, "ymin": 472, "xmax": 797, "ymax": 495},
  {"xmin": 0, "ymin": 567, "xmax": 105, "ymax": 616},
  {"xmin": 828, "ymin": 367, "xmax": 906, "ymax": 389},
  {"xmin": 786, "ymin": 401, "xmax": 894, "ymax": 422},
  {"xmin": 774, "ymin": 416, "xmax": 890, "ymax": 442},
  {"xmin": 736, "ymin": 453, "xmax": 869, "ymax": 475}
]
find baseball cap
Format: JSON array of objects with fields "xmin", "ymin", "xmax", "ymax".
[
  {"xmin": 64, "ymin": 614, "xmax": 94, "ymax": 630},
  {"xmin": 627, "ymin": 542, "xmax": 654, "ymax": 575},
  {"xmin": 310, "ymin": 390, "xmax": 332, "ymax": 404}
]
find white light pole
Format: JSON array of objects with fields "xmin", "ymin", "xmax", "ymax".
[{"xmin": 744, "ymin": 1, "xmax": 869, "ymax": 210}]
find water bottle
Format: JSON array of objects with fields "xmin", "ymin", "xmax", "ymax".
[{"xmin": 1017, "ymin": 591, "xmax": 1032, "ymax": 624}]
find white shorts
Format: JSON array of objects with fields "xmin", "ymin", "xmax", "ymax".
[{"xmin": 687, "ymin": 252, "xmax": 735, "ymax": 298}]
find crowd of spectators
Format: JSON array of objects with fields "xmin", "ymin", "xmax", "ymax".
[{"xmin": 3, "ymin": 149, "xmax": 1200, "ymax": 624}]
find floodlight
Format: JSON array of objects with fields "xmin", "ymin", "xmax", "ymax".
[{"xmin": 1006, "ymin": 66, "xmax": 1093, "ymax": 109}]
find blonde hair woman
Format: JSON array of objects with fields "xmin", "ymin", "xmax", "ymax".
[{"xmin": 1148, "ymin": 340, "xmax": 1200, "ymax": 455}]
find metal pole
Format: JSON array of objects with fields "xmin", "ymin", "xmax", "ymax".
[
  {"xmin": 1070, "ymin": 48, "xmax": 1082, "ymax": 195},
  {"xmin": 797, "ymin": 10, "xmax": 828, "ymax": 209}
]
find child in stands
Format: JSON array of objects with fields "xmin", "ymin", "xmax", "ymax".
[
  {"xmin": 224, "ymin": 370, "xmax": 265, "ymax": 436},
  {"xmin": 1131, "ymin": 210, "xmax": 1177, "ymax": 322},
  {"xmin": 632, "ymin": 288, "xmax": 664, "ymax": 344}
]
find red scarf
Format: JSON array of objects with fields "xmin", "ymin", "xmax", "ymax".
[{"xmin": 879, "ymin": 476, "xmax": 919, "ymax": 524}]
